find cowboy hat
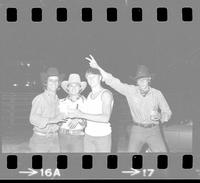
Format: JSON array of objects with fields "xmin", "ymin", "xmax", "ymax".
[
  {"xmin": 61, "ymin": 73, "xmax": 87, "ymax": 93},
  {"xmin": 130, "ymin": 65, "xmax": 155, "ymax": 81},
  {"xmin": 40, "ymin": 67, "xmax": 65, "ymax": 84}
]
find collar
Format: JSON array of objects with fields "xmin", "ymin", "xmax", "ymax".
[
  {"xmin": 44, "ymin": 90, "xmax": 57, "ymax": 99},
  {"xmin": 137, "ymin": 86, "xmax": 152, "ymax": 97},
  {"xmin": 67, "ymin": 95, "xmax": 81, "ymax": 102}
]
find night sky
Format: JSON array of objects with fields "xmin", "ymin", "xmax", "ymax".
[{"xmin": 0, "ymin": 0, "xmax": 200, "ymax": 122}]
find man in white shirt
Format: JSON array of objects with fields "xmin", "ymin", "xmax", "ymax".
[{"xmin": 67, "ymin": 69, "xmax": 114, "ymax": 153}]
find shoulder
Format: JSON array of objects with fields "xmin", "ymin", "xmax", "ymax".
[
  {"xmin": 102, "ymin": 89, "xmax": 113, "ymax": 96},
  {"xmin": 80, "ymin": 95, "xmax": 86, "ymax": 102},
  {"xmin": 151, "ymin": 88, "xmax": 163, "ymax": 97},
  {"xmin": 101, "ymin": 89, "xmax": 113, "ymax": 100},
  {"xmin": 86, "ymin": 92, "xmax": 92, "ymax": 99},
  {"xmin": 32, "ymin": 93, "xmax": 44, "ymax": 103},
  {"xmin": 59, "ymin": 97, "xmax": 70, "ymax": 105},
  {"xmin": 59, "ymin": 97, "xmax": 67, "ymax": 102},
  {"xmin": 129, "ymin": 85, "xmax": 138, "ymax": 94},
  {"xmin": 130, "ymin": 84, "xmax": 137, "ymax": 90}
]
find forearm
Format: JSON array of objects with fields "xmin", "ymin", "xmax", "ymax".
[
  {"xmin": 161, "ymin": 111, "xmax": 172, "ymax": 122},
  {"xmin": 97, "ymin": 66, "xmax": 130, "ymax": 95},
  {"xmin": 30, "ymin": 115, "xmax": 49, "ymax": 128},
  {"xmin": 97, "ymin": 66, "xmax": 111, "ymax": 80},
  {"xmin": 79, "ymin": 113, "xmax": 110, "ymax": 123}
]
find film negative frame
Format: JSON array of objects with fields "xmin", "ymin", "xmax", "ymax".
[{"xmin": 0, "ymin": 0, "xmax": 200, "ymax": 179}]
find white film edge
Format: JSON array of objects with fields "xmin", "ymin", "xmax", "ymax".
[{"xmin": 0, "ymin": 0, "xmax": 199, "ymax": 180}]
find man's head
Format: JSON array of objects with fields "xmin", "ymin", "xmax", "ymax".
[
  {"xmin": 67, "ymin": 83, "xmax": 82, "ymax": 96},
  {"xmin": 46, "ymin": 75, "xmax": 59, "ymax": 92},
  {"xmin": 136, "ymin": 77, "xmax": 151, "ymax": 90},
  {"xmin": 133, "ymin": 65, "xmax": 153, "ymax": 90},
  {"xmin": 85, "ymin": 68, "xmax": 102, "ymax": 88},
  {"xmin": 40, "ymin": 67, "xmax": 65, "ymax": 92},
  {"xmin": 61, "ymin": 73, "xmax": 87, "ymax": 96}
]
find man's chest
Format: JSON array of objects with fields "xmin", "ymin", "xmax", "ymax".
[
  {"xmin": 128, "ymin": 91, "xmax": 157, "ymax": 108},
  {"xmin": 42, "ymin": 97, "xmax": 59, "ymax": 116}
]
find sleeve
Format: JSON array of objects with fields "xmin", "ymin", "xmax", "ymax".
[
  {"xmin": 157, "ymin": 91, "xmax": 172, "ymax": 122},
  {"xmin": 77, "ymin": 96, "xmax": 86, "ymax": 112},
  {"xmin": 103, "ymin": 73, "xmax": 133, "ymax": 95},
  {"xmin": 58, "ymin": 99, "xmax": 66, "ymax": 114},
  {"xmin": 29, "ymin": 95, "xmax": 49, "ymax": 129}
]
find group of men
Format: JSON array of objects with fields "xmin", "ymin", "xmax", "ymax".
[{"xmin": 29, "ymin": 54, "xmax": 172, "ymax": 153}]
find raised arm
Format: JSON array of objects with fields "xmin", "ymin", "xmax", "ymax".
[{"xmin": 85, "ymin": 54, "xmax": 133, "ymax": 95}]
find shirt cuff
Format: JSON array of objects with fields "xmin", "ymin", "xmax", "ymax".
[
  {"xmin": 39, "ymin": 119, "xmax": 49, "ymax": 128},
  {"xmin": 161, "ymin": 113, "xmax": 170, "ymax": 122},
  {"xmin": 104, "ymin": 73, "xmax": 114, "ymax": 84}
]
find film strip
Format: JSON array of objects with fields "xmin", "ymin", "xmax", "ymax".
[
  {"xmin": 1, "ymin": 6, "xmax": 195, "ymax": 22},
  {"xmin": 1, "ymin": 154, "xmax": 198, "ymax": 179},
  {"xmin": 0, "ymin": 0, "xmax": 200, "ymax": 180}
]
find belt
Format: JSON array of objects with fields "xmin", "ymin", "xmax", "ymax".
[
  {"xmin": 132, "ymin": 122, "xmax": 158, "ymax": 128},
  {"xmin": 60, "ymin": 129, "xmax": 85, "ymax": 136},
  {"xmin": 34, "ymin": 131, "xmax": 58, "ymax": 136}
]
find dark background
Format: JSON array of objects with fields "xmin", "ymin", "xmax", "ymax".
[{"xmin": 0, "ymin": 0, "xmax": 199, "ymax": 153}]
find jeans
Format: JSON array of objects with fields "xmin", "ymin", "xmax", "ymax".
[
  {"xmin": 29, "ymin": 133, "xmax": 60, "ymax": 153},
  {"xmin": 84, "ymin": 133, "xmax": 111, "ymax": 153},
  {"xmin": 128, "ymin": 125, "xmax": 167, "ymax": 153},
  {"xmin": 59, "ymin": 133, "xmax": 84, "ymax": 153}
]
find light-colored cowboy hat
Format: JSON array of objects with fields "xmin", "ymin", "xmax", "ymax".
[
  {"xmin": 40, "ymin": 67, "xmax": 65, "ymax": 84},
  {"xmin": 61, "ymin": 73, "xmax": 87, "ymax": 93},
  {"xmin": 130, "ymin": 65, "xmax": 155, "ymax": 81}
]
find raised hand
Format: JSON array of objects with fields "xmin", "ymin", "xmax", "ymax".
[
  {"xmin": 150, "ymin": 112, "xmax": 161, "ymax": 121},
  {"xmin": 85, "ymin": 54, "xmax": 100, "ymax": 69}
]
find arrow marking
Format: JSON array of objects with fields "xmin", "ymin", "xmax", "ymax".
[
  {"xmin": 19, "ymin": 168, "xmax": 38, "ymax": 176},
  {"xmin": 122, "ymin": 168, "xmax": 141, "ymax": 176}
]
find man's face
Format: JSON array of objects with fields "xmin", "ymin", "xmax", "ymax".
[
  {"xmin": 137, "ymin": 77, "xmax": 151, "ymax": 90},
  {"xmin": 86, "ymin": 73, "xmax": 101, "ymax": 88},
  {"xmin": 67, "ymin": 83, "xmax": 81, "ymax": 96},
  {"xmin": 47, "ymin": 76, "xmax": 59, "ymax": 92}
]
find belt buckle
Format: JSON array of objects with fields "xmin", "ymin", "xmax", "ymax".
[
  {"xmin": 147, "ymin": 123, "xmax": 155, "ymax": 128},
  {"xmin": 143, "ymin": 123, "xmax": 150, "ymax": 128},
  {"xmin": 47, "ymin": 132, "xmax": 57, "ymax": 137},
  {"xmin": 141, "ymin": 123, "xmax": 153, "ymax": 128}
]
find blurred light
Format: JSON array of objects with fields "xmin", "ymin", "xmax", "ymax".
[
  {"xmin": 20, "ymin": 61, "xmax": 24, "ymax": 66},
  {"xmin": 25, "ymin": 81, "xmax": 30, "ymax": 87},
  {"xmin": 27, "ymin": 63, "xmax": 30, "ymax": 67},
  {"xmin": 13, "ymin": 83, "xmax": 18, "ymax": 87}
]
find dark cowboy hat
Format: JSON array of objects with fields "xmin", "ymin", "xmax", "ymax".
[
  {"xmin": 130, "ymin": 65, "xmax": 155, "ymax": 81},
  {"xmin": 40, "ymin": 67, "xmax": 65, "ymax": 84}
]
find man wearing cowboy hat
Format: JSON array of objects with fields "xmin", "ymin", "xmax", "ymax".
[
  {"xmin": 84, "ymin": 55, "xmax": 172, "ymax": 153},
  {"xmin": 58, "ymin": 73, "xmax": 87, "ymax": 152},
  {"xmin": 29, "ymin": 67, "xmax": 67, "ymax": 153}
]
